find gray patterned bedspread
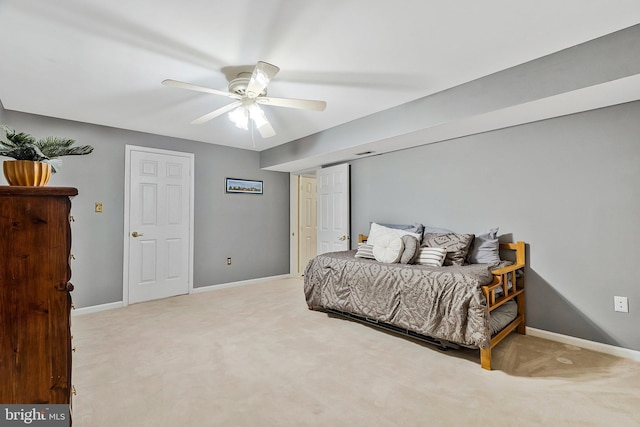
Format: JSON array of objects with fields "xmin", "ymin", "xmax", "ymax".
[{"xmin": 304, "ymin": 250, "xmax": 498, "ymax": 349}]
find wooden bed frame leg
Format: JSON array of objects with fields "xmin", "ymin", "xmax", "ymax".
[
  {"xmin": 480, "ymin": 348, "xmax": 492, "ymax": 370},
  {"xmin": 517, "ymin": 294, "xmax": 526, "ymax": 335}
]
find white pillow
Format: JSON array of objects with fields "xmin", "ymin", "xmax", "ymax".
[
  {"xmin": 373, "ymin": 234, "xmax": 405, "ymax": 263},
  {"xmin": 367, "ymin": 223, "xmax": 421, "ymax": 246},
  {"xmin": 415, "ymin": 247, "xmax": 447, "ymax": 267}
]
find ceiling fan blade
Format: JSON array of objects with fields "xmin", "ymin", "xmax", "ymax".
[
  {"xmin": 256, "ymin": 120, "xmax": 276, "ymax": 138},
  {"xmin": 191, "ymin": 101, "xmax": 242, "ymax": 125},
  {"xmin": 162, "ymin": 79, "xmax": 241, "ymax": 99},
  {"xmin": 245, "ymin": 61, "xmax": 280, "ymax": 98},
  {"xmin": 256, "ymin": 96, "xmax": 327, "ymax": 111},
  {"xmin": 247, "ymin": 104, "xmax": 276, "ymax": 138}
]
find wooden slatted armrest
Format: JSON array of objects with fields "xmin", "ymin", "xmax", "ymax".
[
  {"xmin": 481, "ymin": 279, "xmax": 502, "ymax": 306},
  {"xmin": 482, "ymin": 280, "xmax": 503, "ymax": 293},
  {"xmin": 491, "ymin": 263, "xmax": 525, "ymax": 276}
]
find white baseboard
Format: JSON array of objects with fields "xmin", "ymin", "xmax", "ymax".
[
  {"xmin": 71, "ymin": 275, "xmax": 294, "ymax": 314},
  {"xmin": 72, "ymin": 301, "xmax": 123, "ymax": 316},
  {"xmin": 526, "ymin": 327, "xmax": 640, "ymax": 362},
  {"xmin": 191, "ymin": 274, "xmax": 294, "ymax": 294}
]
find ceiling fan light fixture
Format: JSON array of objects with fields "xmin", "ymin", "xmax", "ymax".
[
  {"xmin": 248, "ymin": 104, "xmax": 268, "ymax": 128},
  {"xmin": 163, "ymin": 61, "xmax": 324, "ymax": 139},
  {"xmin": 228, "ymin": 106, "xmax": 249, "ymax": 130}
]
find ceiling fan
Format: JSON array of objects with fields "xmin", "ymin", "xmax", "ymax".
[{"xmin": 162, "ymin": 61, "xmax": 327, "ymax": 138}]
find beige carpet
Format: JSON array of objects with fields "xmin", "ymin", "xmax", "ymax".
[{"xmin": 71, "ymin": 278, "xmax": 640, "ymax": 427}]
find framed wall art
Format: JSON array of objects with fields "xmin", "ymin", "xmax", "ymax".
[{"xmin": 225, "ymin": 178, "xmax": 263, "ymax": 194}]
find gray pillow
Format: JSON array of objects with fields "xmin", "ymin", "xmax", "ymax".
[
  {"xmin": 422, "ymin": 232, "xmax": 474, "ymax": 266},
  {"xmin": 422, "ymin": 225, "xmax": 453, "ymax": 244},
  {"xmin": 400, "ymin": 235, "xmax": 420, "ymax": 264},
  {"xmin": 423, "ymin": 225, "xmax": 501, "ymax": 264},
  {"xmin": 373, "ymin": 222, "xmax": 424, "ymax": 235},
  {"xmin": 422, "ymin": 225, "xmax": 454, "ymax": 236},
  {"xmin": 468, "ymin": 227, "xmax": 500, "ymax": 264}
]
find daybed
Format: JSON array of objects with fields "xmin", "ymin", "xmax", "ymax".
[{"xmin": 304, "ymin": 226, "xmax": 526, "ymax": 370}]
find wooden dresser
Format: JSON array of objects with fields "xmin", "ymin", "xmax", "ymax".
[{"xmin": 0, "ymin": 186, "xmax": 78, "ymax": 405}]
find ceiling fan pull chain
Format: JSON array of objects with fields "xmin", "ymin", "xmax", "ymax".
[{"xmin": 251, "ymin": 121, "xmax": 256, "ymax": 149}]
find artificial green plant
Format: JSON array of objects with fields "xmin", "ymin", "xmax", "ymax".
[{"xmin": 0, "ymin": 125, "xmax": 93, "ymax": 172}]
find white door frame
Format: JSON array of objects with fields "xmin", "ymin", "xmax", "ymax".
[
  {"xmin": 122, "ymin": 145, "xmax": 195, "ymax": 307},
  {"xmin": 289, "ymin": 174, "xmax": 299, "ymax": 276}
]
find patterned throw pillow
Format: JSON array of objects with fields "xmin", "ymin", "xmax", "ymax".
[
  {"xmin": 414, "ymin": 247, "xmax": 447, "ymax": 267},
  {"xmin": 400, "ymin": 235, "xmax": 420, "ymax": 264},
  {"xmin": 355, "ymin": 243, "xmax": 375, "ymax": 259},
  {"xmin": 422, "ymin": 232, "xmax": 474, "ymax": 266}
]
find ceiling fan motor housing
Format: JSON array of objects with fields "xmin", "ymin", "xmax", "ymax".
[{"xmin": 229, "ymin": 72, "xmax": 267, "ymax": 97}]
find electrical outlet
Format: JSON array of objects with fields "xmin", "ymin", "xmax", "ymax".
[
  {"xmin": 226, "ymin": 257, "xmax": 232, "ymax": 266},
  {"xmin": 95, "ymin": 202, "xmax": 103, "ymax": 213},
  {"xmin": 614, "ymin": 296, "xmax": 629, "ymax": 313}
]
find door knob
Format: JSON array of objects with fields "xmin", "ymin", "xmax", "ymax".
[
  {"xmin": 338, "ymin": 235, "xmax": 348, "ymax": 241},
  {"xmin": 131, "ymin": 231, "xmax": 144, "ymax": 238}
]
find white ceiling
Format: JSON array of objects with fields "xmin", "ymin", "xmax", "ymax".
[{"xmin": 1, "ymin": 0, "xmax": 640, "ymax": 154}]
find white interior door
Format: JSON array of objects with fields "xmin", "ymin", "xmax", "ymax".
[
  {"xmin": 299, "ymin": 175, "xmax": 317, "ymax": 272},
  {"xmin": 125, "ymin": 147, "xmax": 193, "ymax": 304},
  {"xmin": 317, "ymin": 163, "xmax": 350, "ymax": 254}
]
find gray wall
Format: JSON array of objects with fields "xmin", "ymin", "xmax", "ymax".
[
  {"xmin": 1, "ymin": 108, "xmax": 290, "ymax": 308},
  {"xmin": 261, "ymin": 24, "xmax": 640, "ymax": 171},
  {"xmin": 350, "ymin": 101, "xmax": 640, "ymax": 351}
]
